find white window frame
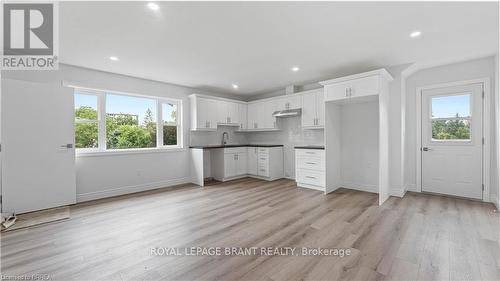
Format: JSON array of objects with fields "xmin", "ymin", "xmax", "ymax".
[
  {"xmin": 73, "ymin": 87, "xmax": 184, "ymax": 155},
  {"xmin": 429, "ymin": 92, "xmax": 473, "ymax": 143},
  {"xmin": 158, "ymin": 98, "xmax": 183, "ymax": 149}
]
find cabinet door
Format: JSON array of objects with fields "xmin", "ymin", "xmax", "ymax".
[
  {"xmin": 260, "ymin": 100, "xmax": 276, "ymax": 129},
  {"xmin": 224, "ymin": 153, "xmax": 236, "ymax": 178},
  {"xmin": 207, "ymin": 99, "xmax": 218, "ymax": 129},
  {"xmin": 238, "ymin": 103, "xmax": 247, "ymax": 130},
  {"xmin": 286, "ymin": 95, "xmax": 301, "ymax": 109},
  {"xmin": 350, "ymin": 75, "xmax": 379, "ymax": 98},
  {"xmin": 197, "ymin": 97, "xmax": 214, "ymax": 129},
  {"xmin": 315, "ymin": 91, "xmax": 325, "ymax": 127},
  {"xmin": 301, "ymin": 93, "xmax": 316, "ymax": 127},
  {"xmin": 247, "ymin": 103, "xmax": 258, "ymax": 129},
  {"xmin": 324, "ymin": 81, "xmax": 351, "ymax": 102},
  {"xmin": 247, "ymin": 147, "xmax": 258, "ymax": 175},
  {"xmin": 227, "ymin": 102, "xmax": 239, "ymax": 124},
  {"xmin": 236, "ymin": 152, "xmax": 247, "ymax": 175},
  {"xmin": 216, "ymin": 101, "xmax": 228, "ymax": 124}
]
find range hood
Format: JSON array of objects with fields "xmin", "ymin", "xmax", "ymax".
[{"xmin": 272, "ymin": 108, "xmax": 301, "ymax": 118}]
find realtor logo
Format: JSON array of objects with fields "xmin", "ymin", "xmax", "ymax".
[{"xmin": 2, "ymin": 2, "xmax": 58, "ymax": 70}]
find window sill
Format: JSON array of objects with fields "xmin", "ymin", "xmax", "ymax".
[{"xmin": 76, "ymin": 147, "xmax": 186, "ymax": 157}]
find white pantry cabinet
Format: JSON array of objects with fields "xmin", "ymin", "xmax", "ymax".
[{"xmin": 301, "ymin": 89, "xmax": 324, "ymax": 129}]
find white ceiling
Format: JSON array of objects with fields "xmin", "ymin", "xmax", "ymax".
[{"xmin": 60, "ymin": 1, "xmax": 499, "ymax": 96}]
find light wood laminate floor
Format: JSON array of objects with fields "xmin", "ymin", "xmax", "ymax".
[{"xmin": 2, "ymin": 178, "xmax": 500, "ymax": 281}]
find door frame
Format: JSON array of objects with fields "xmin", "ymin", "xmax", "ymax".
[{"xmin": 416, "ymin": 78, "xmax": 491, "ymax": 201}]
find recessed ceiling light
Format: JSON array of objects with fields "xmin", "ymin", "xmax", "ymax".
[
  {"xmin": 232, "ymin": 84, "xmax": 239, "ymax": 89},
  {"xmin": 109, "ymin": 56, "xmax": 119, "ymax": 61},
  {"xmin": 410, "ymin": 31, "xmax": 421, "ymax": 38},
  {"xmin": 291, "ymin": 66, "xmax": 300, "ymax": 72},
  {"xmin": 147, "ymin": 2, "xmax": 159, "ymax": 11}
]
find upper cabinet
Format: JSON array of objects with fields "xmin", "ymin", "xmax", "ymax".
[
  {"xmin": 275, "ymin": 94, "xmax": 302, "ymax": 111},
  {"xmin": 216, "ymin": 101, "xmax": 240, "ymax": 125},
  {"xmin": 321, "ymin": 69, "xmax": 393, "ymax": 102},
  {"xmin": 247, "ymin": 99, "xmax": 277, "ymax": 130},
  {"xmin": 301, "ymin": 89, "xmax": 324, "ymax": 129},
  {"xmin": 190, "ymin": 95, "xmax": 218, "ymax": 130},
  {"xmin": 190, "ymin": 94, "xmax": 245, "ymax": 131}
]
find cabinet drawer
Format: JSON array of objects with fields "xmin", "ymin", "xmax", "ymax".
[
  {"xmin": 257, "ymin": 148, "xmax": 269, "ymax": 154},
  {"xmin": 297, "ymin": 157, "xmax": 325, "ymax": 171},
  {"xmin": 296, "ymin": 169, "xmax": 325, "ymax": 187},
  {"xmin": 258, "ymin": 167, "xmax": 269, "ymax": 177},
  {"xmin": 295, "ymin": 149, "xmax": 325, "ymax": 159}
]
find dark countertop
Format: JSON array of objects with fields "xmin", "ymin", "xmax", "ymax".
[
  {"xmin": 190, "ymin": 144, "xmax": 284, "ymax": 149},
  {"xmin": 294, "ymin": 145, "xmax": 325, "ymax": 150}
]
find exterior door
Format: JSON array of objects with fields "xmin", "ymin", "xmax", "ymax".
[
  {"xmin": 2, "ymin": 79, "xmax": 76, "ymax": 213},
  {"xmin": 421, "ymin": 83, "xmax": 483, "ymax": 199}
]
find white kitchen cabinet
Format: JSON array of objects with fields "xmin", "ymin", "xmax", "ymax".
[
  {"xmin": 275, "ymin": 94, "xmax": 301, "ymax": 111},
  {"xmin": 190, "ymin": 94, "xmax": 246, "ymax": 130},
  {"xmin": 295, "ymin": 148, "xmax": 325, "ymax": 191},
  {"xmin": 238, "ymin": 103, "xmax": 247, "ymax": 130},
  {"xmin": 247, "ymin": 100, "xmax": 277, "ymax": 130},
  {"xmin": 250, "ymin": 147, "xmax": 283, "ymax": 180},
  {"xmin": 301, "ymin": 89, "xmax": 324, "ymax": 129},
  {"xmin": 210, "ymin": 146, "xmax": 283, "ymax": 182},
  {"xmin": 212, "ymin": 147, "xmax": 248, "ymax": 181},
  {"xmin": 190, "ymin": 95, "xmax": 217, "ymax": 130},
  {"xmin": 324, "ymin": 73, "xmax": 382, "ymax": 102},
  {"xmin": 320, "ymin": 69, "xmax": 393, "ymax": 205},
  {"xmin": 247, "ymin": 147, "xmax": 258, "ymax": 175}
]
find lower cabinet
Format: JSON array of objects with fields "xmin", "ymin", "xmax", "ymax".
[
  {"xmin": 212, "ymin": 146, "xmax": 283, "ymax": 181},
  {"xmin": 295, "ymin": 148, "xmax": 326, "ymax": 191}
]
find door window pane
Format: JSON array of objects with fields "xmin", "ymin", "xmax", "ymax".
[
  {"xmin": 162, "ymin": 102, "xmax": 178, "ymax": 146},
  {"xmin": 75, "ymin": 93, "xmax": 99, "ymax": 148},
  {"xmin": 106, "ymin": 94, "xmax": 157, "ymax": 149},
  {"xmin": 431, "ymin": 94, "xmax": 471, "ymax": 141}
]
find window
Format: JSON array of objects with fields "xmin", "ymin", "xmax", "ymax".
[
  {"xmin": 74, "ymin": 89, "xmax": 183, "ymax": 153},
  {"xmin": 74, "ymin": 92, "xmax": 99, "ymax": 149},
  {"xmin": 431, "ymin": 94, "xmax": 471, "ymax": 141},
  {"xmin": 162, "ymin": 101, "xmax": 178, "ymax": 146},
  {"xmin": 106, "ymin": 94, "xmax": 157, "ymax": 149}
]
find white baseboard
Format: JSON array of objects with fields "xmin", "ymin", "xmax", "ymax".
[
  {"xmin": 490, "ymin": 193, "xmax": 500, "ymax": 210},
  {"xmin": 341, "ymin": 182, "xmax": 378, "ymax": 194},
  {"xmin": 390, "ymin": 188, "xmax": 407, "ymax": 198},
  {"xmin": 405, "ymin": 183, "xmax": 417, "ymax": 192},
  {"xmin": 76, "ymin": 177, "xmax": 190, "ymax": 202}
]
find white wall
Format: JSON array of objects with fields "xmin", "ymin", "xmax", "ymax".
[
  {"xmin": 340, "ymin": 101, "xmax": 379, "ymax": 192},
  {"xmin": 404, "ymin": 57, "xmax": 497, "ymax": 200},
  {"xmin": 1, "ymin": 64, "xmax": 243, "ymax": 202},
  {"xmin": 495, "ymin": 54, "xmax": 499, "ymax": 208},
  {"xmin": 247, "ymin": 117, "xmax": 324, "ymax": 178}
]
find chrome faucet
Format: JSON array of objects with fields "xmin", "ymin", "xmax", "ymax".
[{"xmin": 222, "ymin": 132, "xmax": 229, "ymax": 145}]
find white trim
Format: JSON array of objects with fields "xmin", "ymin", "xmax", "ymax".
[
  {"xmin": 341, "ymin": 182, "xmax": 378, "ymax": 194},
  {"xmin": 76, "ymin": 147, "xmax": 186, "ymax": 157},
  {"xmin": 415, "ymin": 78, "xmax": 491, "ymax": 202},
  {"xmin": 319, "ymin": 68, "xmax": 394, "ymax": 85},
  {"xmin": 390, "ymin": 188, "xmax": 407, "ymax": 198},
  {"xmin": 76, "ymin": 177, "xmax": 190, "ymax": 202},
  {"xmin": 189, "ymin": 93, "xmax": 247, "ymax": 104}
]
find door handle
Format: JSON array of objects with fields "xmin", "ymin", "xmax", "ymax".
[
  {"xmin": 422, "ymin": 147, "xmax": 431, "ymax": 151},
  {"xmin": 61, "ymin": 144, "xmax": 73, "ymax": 149}
]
